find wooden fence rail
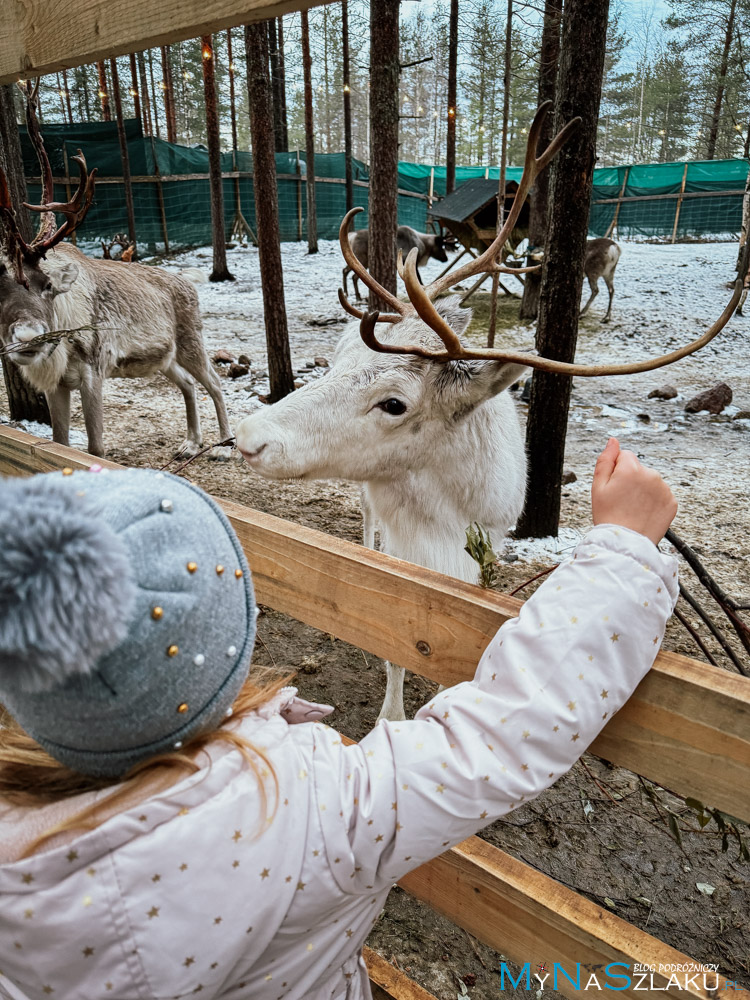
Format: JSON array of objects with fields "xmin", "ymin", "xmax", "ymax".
[{"xmin": 1, "ymin": 425, "xmax": 749, "ymax": 999}]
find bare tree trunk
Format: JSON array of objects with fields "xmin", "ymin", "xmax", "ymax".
[
  {"xmin": 56, "ymin": 73, "xmax": 68, "ymax": 123},
  {"xmin": 342, "ymin": 0, "xmax": 354, "ymax": 212},
  {"xmin": 200, "ymin": 36, "xmax": 234, "ymax": 283},
  {"xmin": 62, "ymin": 69, "xmax": 73, "ymax": 122},
  {"xmin": 80, "ymin": 66, "xmax": 92, "ymax": 121},
  {"xmin": 707, "ymin": 0, "xmax": 737, "ymax": 160},
  {"xmin": 0, "ymin": 85, "xmax": 51, "ymax": 425},
  {"xmin": 161, "ymin": 45, "xmax": 177, "ymax": 143},
  {"xmin": 110, "ymin": 58, "xmax": 138, "ymax": 256},
  {"xmin": 137, "ymin": 52, "xmax": 153, "ymax": 136},
  {"xmin": 244, "ymin": 22, "xmax": 295, "ymax": 402},
  {"xmin": 519, "ymin": 0, "xmax": 562, "ymax": 322},
  {"xmin": 487, "ymin": 0, "xmax": 512, "ymax": 349},
  {"xmin": 301, "ymin": 10, "xmax": 319, "ymax": 254},
  {"xmin": 129, "ymin": 53, "xmax": 142, "ymax": 126},
  {"xmin": 737, "ymin": 165, "xmax": 750, "ymax": 276},
  {"xmin": 148, "ymin": 50, "xmax": 161, "ymax": 138},
  {"xmin": 369, "ymin": 0, "xmax": 400, "ymax": 311},
  {"xmin": 515, "ymin": 0, "xmax": 610, "ymax": 539},
  {"xmin": 277, "ymin": 19, "xmax": 289, "ymax": 152},
  {"xmin": 446, "ymin": 0, "xmax": 458, "ymax": 194},
  {"xmin": 268, "ymin": 20, "xmax": 285, "ymax": 151},
  {"xmin": 97, "ymin": 61, "xmax": 111, "ymax": 120}
]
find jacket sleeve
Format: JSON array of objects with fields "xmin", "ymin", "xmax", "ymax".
[{"xmin": 310, "ymin": 525, "xmax": 679, "ymax": 893}]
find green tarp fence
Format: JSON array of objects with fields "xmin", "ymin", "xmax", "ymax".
[{"xmin": 20, "ymin": 120, "xmax": 748, "ymax": 250}]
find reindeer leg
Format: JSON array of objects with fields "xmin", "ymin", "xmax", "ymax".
[
  {"xmin": 162, "ymin": 361, "xmax": 204, "ymax": 458},
  {"xmin": 342, "ymin": 266, "xmax": 349, "ymax": 299},
  {"xmin": 602, "ymin": 277, "xmax": 615, "ymax": 323},
  {"xmin": 579, "ymin": 276, "xmax": 598, "ymax": 318},
  {"xmin": 378, "ymin": 665, "xmax": 407, "ymax": 723},
  {"xmin": 353, "ymin": 273, "xmax": 362, "ymax": 301},
  {"xmin": 176, "ymin": 351, "xmax": 233, "ymax": 461},
  {"xmin": 79, "ymin": 372, "xmax": 105, "ymax": 457},
  {"xmin": 47, "ymin": 385, "xmax": 71, "ymax": 447}
]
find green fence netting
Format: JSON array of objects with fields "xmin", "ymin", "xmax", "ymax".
[{"xmin": 20, "ymin": 120, "xmax": 748, "ymax": 251}]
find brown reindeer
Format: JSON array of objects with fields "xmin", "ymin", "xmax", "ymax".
[
  {"xmin": 342, "ymin": 226, "xmax": 455, "ymax": 300},
  {"xmin": 580, "ymin": 237, "xmax": 622, "ymax": 323},
  {"xmin": 0, "ymin": 88, "xmax": 231, "ymax": 459}
]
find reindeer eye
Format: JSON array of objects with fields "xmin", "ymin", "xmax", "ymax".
[
  {"xmin": 44, "ymin": 282, "xmax": 53, "ymax": 292},
  {"xmin": 377, "ymin": 398, "xmax": 407, "ymax": 416}
]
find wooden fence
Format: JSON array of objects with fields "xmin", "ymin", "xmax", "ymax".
[{"xmin": 1, "ymin": 425, "xmax": 749, "ymax": 1000}]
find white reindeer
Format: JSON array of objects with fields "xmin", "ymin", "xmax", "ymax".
[
  {"xmin": 236, "ymin": 104, "xmax": 739, "ymax": 721},
  {"xmin": 0, "ymin": 93, "xmax": 230, "ymax": 460}
]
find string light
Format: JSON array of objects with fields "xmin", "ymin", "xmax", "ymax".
[
  {"xmin": 343, "ymin": 84, "xmax": 350, "ymax": 93},
  {"xmin": 736, "ymin": 124, "xmax": 744, "ymax": 132},
  {"xmin": 479, "ymin": 124, "xmax": 485, "ymax": 132},
  {"xmin": 98, "ymin": 89, "xmax": 107, "ymax": 99},
  {"xmin": 229, "ymin": 62, "xmax": 235, "ymax": 73},
  {"xmin": 159, "ymin": 81, "xmax": 167, "ymax": 91},
  {"xmin": 58, "ymin": 89, "xmax": 67, "ymax": 97},
  {"xmin": 202, "ymin": 42, "xmax": 213, "ymax": 60},
  {"xmin": 520, "ymin": 127, "xmax": 526, "ymax": 134},
  {"xmin": 417, "ymin": 105, "xmax": 423, "ymax": 113},
  {"xmin": 183, "ymin": 70, "xmax": 194, "ymax": 81},
  {"xmin": 129, "ymin": 88, "xmax": 138, "ymax": 97},
  {"xmin": 659, "ymin": 129, "xmax": 665, "ymax": 135},
  {"xmin": 448, "ymin": 107, "xmax": 455, "ymax": 117}
]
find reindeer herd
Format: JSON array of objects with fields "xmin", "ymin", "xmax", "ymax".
[{"xmin": 1, "ymin": 98, "xmax": 745, "ymax": 720}]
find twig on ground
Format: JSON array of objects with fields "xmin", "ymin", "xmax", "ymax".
[
  {"xmin": 160, "ymin": 437, "xmax": 235, "ymax": 474},
  {"xmin": 673, "ymin": 604, "xmax": 721, "ymax": 667},
  {"xmin": 678, "ymin": 583, "xmax": 747, "ymax": 673},
  {"xmin": 508, "ymin": 563, "xmax": 558, "ymax": 596}
]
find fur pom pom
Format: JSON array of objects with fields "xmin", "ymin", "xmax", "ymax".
[{"xmin": 0, "ymin": 476, "xmax": 136, "ymax": 693}]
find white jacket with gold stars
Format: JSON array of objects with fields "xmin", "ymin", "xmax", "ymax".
[{"xmin": 0, "ymin": 525, "xmax": 678, "ymax": 1000}]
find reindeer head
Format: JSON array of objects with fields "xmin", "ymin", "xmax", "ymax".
[{"xmin": 0, "ymin": 83, "xmax": 96, "ymax": 366}]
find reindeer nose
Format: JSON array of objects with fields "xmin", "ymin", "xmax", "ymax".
[{"xmin": 11, "ymin": 321, "xmax": 47, "ymax": 344}]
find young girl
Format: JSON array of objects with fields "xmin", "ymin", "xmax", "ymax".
[{"xmin": 0, "ymin": 437, "xmax": 677, "ymax": 1000}]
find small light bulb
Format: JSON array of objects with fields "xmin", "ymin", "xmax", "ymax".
[
  {"xmin": 129, "ymin": 88, "xmax": 137, "ymax": 97},
  {"xmin": 229, "ymin": 62, "xmax": 235, "ymax": 72},
  {"xmin": 343, "ymin": 84, "xmax": 350, "ymax": 93},
  {"xmin": 98, "ymin": 89, "xmax": 107, "ymax": 98},
  {"xmin": 202, "ymin": 43, "xmax": 213, "ymax": 60}
]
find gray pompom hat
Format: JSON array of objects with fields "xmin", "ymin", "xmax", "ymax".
[{"xmin": 0, "ymin": 466, "xmax": 256, "ymax": 779}]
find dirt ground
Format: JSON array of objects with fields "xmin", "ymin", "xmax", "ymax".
[{"xmin": 2, "ymin": 240, "xmax": 749, "ymax": 996}]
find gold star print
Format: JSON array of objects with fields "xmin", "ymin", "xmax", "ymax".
[
  {"xmin": 83, "ymin": 896, "xmax": 93, "ymax": 908},
  {"xmin": 42, "ymin": 988, "xmax": 53, "ymax": 995},
  {"xmin": 391, "ymin": 801, "xmax": 398, "ymax": 810},
  {"xmin": 578, "ymin": 673, "xmax": 584, "ymax": 680},
  {"xmin": 232, "ymin": 830, "xmax": 242, "ymax": 842},
  {"xmin": 138, "ymin": 815, "xmax": 147, "ymax": 822},
  {"xmin": 567, "ymin": 701, "xmax": 576, "ymax": 711},
  {"xmin": 415, "ymin": 742, "xmax": 424, "ymax": 750},
  {"xmin": 296, "ymin": 881, "xmax": 306, "ymax": 891},
  {"xmin": 491, "ymin": 672, "xmax": 496, "ymax": 681},
  {"xmin": 521, "ymin": 764, "xmax": 529, "ymax": 771},
  {"xmin": 67, "ymin": 850, "xmax": 78, "ymax": 862},
  {"xmin": 610, "ymin": 633, "xmax": 620, "ymax": 643},
  {"xmin": 602, "ymin": 712, "xmax": 609, "ymax": 720},
  {"xmin": 259, "ymin": 869, "xmax": 269, "ymax": 882},
  {"xmin": 24, "ymin": 908, "xmax": 33, "ymax": 919},
  {"xmin": 298, "ymin": 769, "xmax": 308, "ymax": 779},
  {"xmin": 367, "ymin": 819, "xmax": 373, "ymax": 826},
  {"xmin": 522, "ymin": 730, "xmax": 530, "ymax": 739},
  {"xmin": 211, "ymin": 962, "xmax": 218, "ymax": 969},
  {"xmin": 152, "ymin": 874, "xmax": 161, "ymax": 883},
  {"xmin": 306, "ymin": 944, "xmax": 314, "ymax": 952},
  {"xmin": 571, "ymin": 732, "xmax": 580, "ymax": 742},
  {"xmin": 180, "ymin": 863, "xmax": 188, "ymax": 871},
  {"xmin": 570, "ymin": 616, "xmax": 578, "ymax": 624},
  {"xmin": 232, "ymin": 861, "xmax": 240, "ymax": 868},
  {"xmin": 21, "ymin": 873, "xmax": 33, "ymax": 884},
  {"xmin": 313, "ymin": 848, "xmax": 320, "ymax": 855},
  {"xmin": 443, "ymin": 711, "xmax": 449, "ymax": 719},
  {"xmin": 87, "ymin": 867, "xmax": 96, "ymax": 877},
  {"xmin": 539, "ymin": 622, "xmax": 544, "ymax": 628},
  {"xmin": 479, "ymin": 811, "xmax": 488, "ymax": 820},
  {"xmin": 147, "ymin": 906, "xmax": 159, "ymax": 919},
  {"xmin": 82, "ymin": 946, "xmax": 95, "ymax": 957},
  {"xmin": 184, "ymin": 957, "xmax": 195, "ymax": 967},
  {"xmin": 657, "ymin": 586, "xmax": 662, "ymax": 594},
  {"xmin": 345, "ymin": 928, "xmax": 354, "ymax": 938},
  {"xmin": 214, "ymin": 917, "xmax": 223, "ymax": 924},
  {"xmin": 14, "ymin": 942, "xmax": 22, "ymax": 949},
  {"xmin": 105, "ymin": 984, "xmax": 113, "ymax": 991},
  {"xmin": 653, "ymin": 636, "xmax": 659, "ymax": 644},
  {"xmin": 375, "ymin": 834, "xmax": 384, "ymax": 843},
  {"xmin": 552, "ymin": 725, "xmax": 559, "ymax": 732},
  {"xmin": 441, "ymin": 761, "xmax": 448, "ymax": 769},
  {"xmin": 285, "ymin": 875, "xmax": 292, "ymax": 883},
  {"xmin": 643, "ymin": 600, "xmax": 649, "ymax": 607},
  {"xmin": 601, "ymin": 689, "xmax": 609, "ymax": 699},
  {"xmin": 487, "ymin": 743, "xmax": 494, "ymax": 752},
  {"xmin": 396, "ymin": 822, "xmax": 403, "ymax": 831},
  {"xmin": 500, "ymin": 717, "xmax": 507, "ymax": 724},
  {"xmin": 588, "ymin": 654, "xmax": 594, "ymax": 662}
]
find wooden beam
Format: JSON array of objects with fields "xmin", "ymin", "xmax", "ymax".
[
  {"xmin": 0, "ymin": 427, "xmax": 748, "ymax": 824},
  {"xmin": 364, "ymin": 948, "xmax": 438, "ymax": 1000},
  {"xmin": 399, "ymin": 836, "xmax": 748, "ymax": 999},
  {"xmin": 0, "ymin": 0, "xmax": 328, "ymax": 87}
]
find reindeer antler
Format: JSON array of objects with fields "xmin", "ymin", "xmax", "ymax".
[
  {"xmin": 338, "ymin": 207, "xmax": 410, "ymax": 323},
  {"xmin": 354, "ymin": 101, "xmax": 741, "ymax": 377},
  {"xmin": 0, "ymin": 81, "xmax": 97, "ymax": 287}
]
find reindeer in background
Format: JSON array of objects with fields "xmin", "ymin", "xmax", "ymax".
[
  {"xmin": 0, "ymin": 86, "xmax": 231, "ymax": 459},
  {"xmin": 236, "ymin": 103, "xmax": 743, "ymax": 722},
  {"xmin": 580, "ymin": 237, "xmax": 622, "ymax": 322},
  {"xmin": 342, "ymin": 226, "xmax": 456, "ymax": 300}
]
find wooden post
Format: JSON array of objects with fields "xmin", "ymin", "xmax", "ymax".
[
  {"xmin": 110, "ymin": 57, "xmax": 138, "ymax": 255},
  {"xmin": 150, "ymin": 136, "xmax": 170, "ymax": 253},
  {"xmin": 671, "ymin": 161, "xmax": 689, "ymax": 244},
  {"xmin": 605, "ymin": 164, "xmax": 630, "ymax": 239}
]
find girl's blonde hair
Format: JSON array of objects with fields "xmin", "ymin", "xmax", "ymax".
[{"xmin": 0, "ymin": 668, "xmax": 293, "ymax": 857}]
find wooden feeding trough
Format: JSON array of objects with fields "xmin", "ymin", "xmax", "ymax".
[
  {"xmin": 1, "ymin": 426, "xmax": 749, "ymax": 1000},
  {"xmin": 431, "ymin": 178, "xmax": 531, "ymax": 296}
]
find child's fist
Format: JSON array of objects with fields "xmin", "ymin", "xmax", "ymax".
[{"xmin": 591, "ymin": 438, "xmax": 677, "ymax": 545}]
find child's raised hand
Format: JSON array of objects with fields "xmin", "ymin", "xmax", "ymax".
[{"xmin": 591, "ymin": 438, "xmax": 677, "ymax": 546}]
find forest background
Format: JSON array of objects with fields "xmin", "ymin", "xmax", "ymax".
[{"xmin": 17, "ymin": 0, "xmax": 750, "ymax": 172}]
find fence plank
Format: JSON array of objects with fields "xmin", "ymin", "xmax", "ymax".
[
  {"xmin": 399, "ymin": 836, "xmax": 748, "ymax": 999},
  {"xmin": 364, "ymin": 948, "xmax": 438, "ymax": 1000},
  {"xmin": 0, "ymin": 426, "xmax": 748, "ymax": 825},
  {"xmin": 0, "ymin": 0, "xmax": 327, "ymax": 86}
]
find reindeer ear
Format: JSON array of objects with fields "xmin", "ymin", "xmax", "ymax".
[
  {"xmin": 437, "ymin": 360, "xmax": 528, "ymax": 418},
  {"xmin": 48, "ymin": 262, "xmax": 79, "ymax": 296},
  {"xmin": 435, "ymin": 297, "xmax": 472, "ymax": 336}
]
